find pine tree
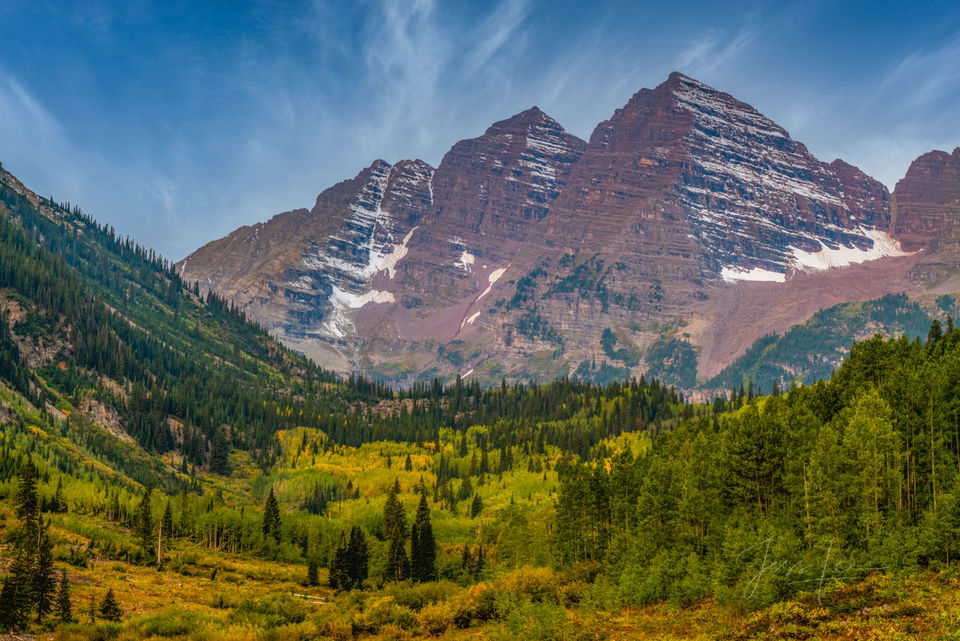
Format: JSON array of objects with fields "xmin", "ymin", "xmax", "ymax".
[
  {"xmin": 383, "ymin": 483, "xmax": 410, "ymax": 582},
  {"xmin": 54, "ymin": 569, "xmax": 72, "ymax": 623},
  {"xmin": 33, "ymin": 522, "xmax": 56, "ymax": 622},
  {"xmin": 135, "ymin": 488, "xmax": 155, "ymax": 560},
  {"xmin": 473, "ymin": 543, "xmax": 485, "ymax": 580},
  {"xmin": 306, "ymin": 555, "xmax": 320, "ymax": 587},
  {"xmin": 458, "ymin": 476, "xmax": 473, "ymax": 502},
  {"xmin": 0, "ymin": 459, "xmax": 44, "ymax": 631},
  {"xmin": 209, "ymin": 430, "xmax": 230, "ymax": 475},
  {"xmin": 99, "ymin": 589, "xmax": 122, "ymax": 622},
  {"xmin": 404, "ymin": 453, "xmax": 413, "ymax": 471},
  {"xmin": 386, "ymin": 531, "xmax": 410, "ymax": 582},
  {"xmin": 471, "ymin": 493, "xmax": 483, "ymax": 518},
  {"xmin": 411, "ymin": 492, "xmax": 436, "ymax": 582},
  {"xmin": 329, "ymin": 532, "xmax": 350, "ymax": 589},
  {"xmin": 162, "ymin": 501, "xmax": 175, "ymax": 540},
  {"xmin": 383, "ymin": 483, "xmax": 406, "ymax": 541},
  {"xmin": 0, "ymin": 550, "xmax": 32, "ymax": 631},
  {"xmin": 262, "ymin": 488, "xmax": 281, "ymax": 541},
  {"xmin": 347, "ymin": 526, "xmax": 368, "ymax": 588},
  {"xmin": 52, "ymin": 477, "xmax": 66, "ymax": 513},
  {"xmin": 461, "ymin": 544, "xmax": 472, "ymax": 576},
  {"xmin": 15, "ymin": 457, "xmax": 40, "ymax": 545}
]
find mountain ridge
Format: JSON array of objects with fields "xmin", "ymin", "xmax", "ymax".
[{"xmin": 177, "ymin": 72, "xmax": 960, "ymax": 389}]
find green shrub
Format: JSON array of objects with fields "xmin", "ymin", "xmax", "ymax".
[
  {"xmin": 492, "ymin": 594, "xmax": 574, "ymax": 641},
  {"xmin": 317, "ymin": 617, "xmax": 353, "ymax": 641},
  {"xmin": 382, "ymin": 580, "xmax": 459, "ymax": 611},
  {"xmin": 580, "ymin": 576, "xmax": 621, "ymax": 613},
  {"xmin": 228, "ymin": 592, "xmax": 307, "ymax": 627},
  {"xmin": 352, "ymin": 596, "xmax": 417, "ymax": 633},
  {"xmin": 135, "ymin": 609, "xmax": 209, "ymax": 638},
  {"xmin": 53, "ymin": 622, "xmax": 123, "ymax": 641},
  {"xmin": 418, "ymin": 601, "xmax": 454, "ymax": 635},
  {"xmin": 450, "ymin": 583, "xmax": 500, "ymax": 625},
  {"xmin": 499, "ymin": 566, "xmax": 560, "ymax": 603}
]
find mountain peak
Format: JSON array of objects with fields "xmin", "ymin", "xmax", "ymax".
[
  {"xmin": 177, "ymin": 72, "xmax": 931, "ymax": 388},
  {"xmin": 485, "ymin": 105, "xmax": 564, "ymax": 136},
  {"xmin": 665, "ymin": 71, "xmax": 713, "ymax": 90}
]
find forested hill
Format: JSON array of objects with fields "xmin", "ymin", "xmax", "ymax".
[
  {"xmin": 0, "ymin": 165, "xmax": 687, "ymax": 489},
  {"xmin": 0, "ymin": 165, "xmax": 389, "ymax": 488},
  {"xmin": 555, "ymin": 319, "xmax": 960, "ymax": 607}
]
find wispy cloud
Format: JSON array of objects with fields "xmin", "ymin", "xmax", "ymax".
[
  {"xmin": 462, "ymin": 0, "xmax": 532, "ymax": 76},
  {"xmin": 877, "ymin": 31, "xmax": 960, "ymax": 115},
  {"xmin": 676, "ymin": 25, "xmax": 754, "ymax": 78},
  {"xmin": 1, "ymin": 1, "xmax": 958, "ymax": 258}
]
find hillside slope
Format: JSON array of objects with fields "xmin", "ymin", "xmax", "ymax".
[{"xmin": 0, "ymin": 161, "xmax": 393, "ymax": 488}]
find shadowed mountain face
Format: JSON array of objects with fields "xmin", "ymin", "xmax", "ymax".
[{"xmin": 178, "ymin": 73, "xmax": 958, "ymax": 389}]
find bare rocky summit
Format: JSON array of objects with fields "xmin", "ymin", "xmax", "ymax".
[{"xmin": 177, "ymin": 73, "xmax": 959, "ymax": 388}]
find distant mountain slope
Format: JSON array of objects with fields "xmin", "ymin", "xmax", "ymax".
[
  {"xmin": 704, "ymin": 293, "xmax": 936, "ymax": 393},
  {"xmin": 177, "ymin": 73, "xmax": 959, "ymax": 389},
  {"xmin": 0, "ymin": 161, "xmax": 389, "ymax": 488}
]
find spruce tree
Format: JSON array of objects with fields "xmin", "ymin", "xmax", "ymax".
[
  {"xmin": 329, "ymin": 532, "xmax": 349, "ymax": 589},
  {"xmin": 99, "ymin": 589, "xmax": 122, "ymax": 622},
  {"xmin": 0, "ymin": 550, "xmax": 32, "ymax": 631},
  {"xmin": 306, "ymin": 555, "xmax": 320, "ymax": 587},
  {"xmin": 471, "ymin": 493, "xmax": 483, "ymax": 518},
  {"xmin": 135, "ymin": 488, "xmax": 154, "ymax": 560},
  {"xmin": 386, "ymin": 531, "xmax": 410, "ymax": 582},
  {"xmin": 15, "ymin": 457, "xmax": 40, "ymax": 545},
  {"xmin": 347, "ymin": 525, "xmax": 368, "ymax": 588},
  {"xmin": 0, "ymin": 459, "xmax": 44, "ymax": 631},
  {"xmin": 162, "ymin": 500, "xmax": 175, "ymax": 540},
  {"xmin": 383, "ymin": 484, "xmax": 409, "ymax": 581},
  {"xmin": 383, "ymin": 483, "xmax": 406, "ymax": 541},
  {"xmin": 262, "ymin": 488, "xmax": 281, "ymax": 541},
  {"xmin": 411, "ymin": 492, "xmax": 436, "ymax": 582},
  {"xmin": 461, "ymin": 544, "xmax": 472, "ymax": 576},
  {"xmin": 33, "ymin": 522, "xmax": 56, "ymax": 622},
  {"xmin": 52, "ymin": 477, "xmax": 66, "ymax": 513},
  {"xmin": 54, "ymin": 569, "xmax": 72, "ymax": 623},
  {"xmin": 458, "ymin": 476, "xmax": 473, "ymax": 502},
  {"xmin": 473, "ymin": 543, "xmax": 484, "ymax": 580},
  {"xmin": 209, "ymin": 430, "xmax": 230, "ymax": 475}
]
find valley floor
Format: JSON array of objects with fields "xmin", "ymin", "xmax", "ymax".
[{"xmin": 26, "ymin": 538, "xmax": 960, "ymax": 641}]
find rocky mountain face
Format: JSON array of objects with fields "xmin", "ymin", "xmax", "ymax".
[
  {"xmin": 893, "ymin": 148, "xmax": 960, "ymax": 251},
  {"xmin": 178, "ymin": 73, "xmax": 957, "ymax": 389}
]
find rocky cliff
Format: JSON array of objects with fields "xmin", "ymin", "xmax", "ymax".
[{"xmin": 178, "ymin": 73, "xmax": 955, "ymax": 388}]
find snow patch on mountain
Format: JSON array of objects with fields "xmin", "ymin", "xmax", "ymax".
[
  {"xmin": 375, "ymin": 225, "xmax": 419, "ymax": 279},
  {"xmin": 722, "ymin": 229, "xmax": 914, "ymax": 284},
  {"xmin": 448, "ymin": 236, "xmax": 476, "ymax": 272},
  {"xmin": 789, "ymin": 229, "xmax": 913, "ymax": 272},
  {"xmin": 720, "ymin": 266, "xmax": 787, "ymax": 283},
  {"xmin": 459, "ymin": 310, "xmax": 481, "ymax": 330},
  {"xmin": 477, "ymin": 266, "xmax": 508, "ymax": 302},
  {"xmin": 455, "ymin": 248, "xmax": 475, "ymax": 271},
  {"xmin": 323, "ymin": 285, "xmax": 395, "ymax": 338}
]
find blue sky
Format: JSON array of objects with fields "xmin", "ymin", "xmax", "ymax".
[{"xmin": 1, "ymin": 1, "xmax": 959, "ymax": 259}]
